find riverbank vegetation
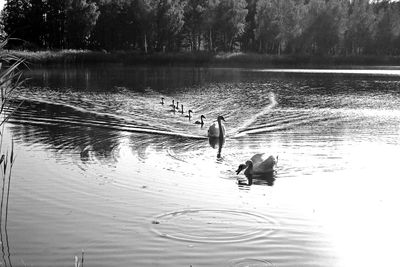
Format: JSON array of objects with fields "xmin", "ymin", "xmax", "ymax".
[
  {"xmin": 10, "ymin": 49, "xmax": 400, "ymax": 67},
  {"xmin": 2, "ymin": 0, "xmax": 400, "ymax": 64}
]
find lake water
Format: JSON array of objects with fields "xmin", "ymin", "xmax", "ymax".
[{"xmin": 2, "ymin": 65, "xmax": 400, "ymax": 266}]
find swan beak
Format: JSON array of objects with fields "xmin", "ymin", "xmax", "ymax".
[{"xmin": 236, "ymin": 164, "xmax": 246, "ymax": 175}]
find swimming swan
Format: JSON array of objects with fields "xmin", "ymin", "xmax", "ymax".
[
  {"xmin": 236, "ymin": 154, "xmax": 278, "ymax": 178},
  {"xmin": 169, "ymin": 100, "xmax": 175, "ymax": 107},
  {"xmin": 208, "ymin": 116, "xmax": 226, "ymax": 138},
  {"xmin": 194, "ymin": 115, "xmax": 205, "ymax": 125},
  {"xmin": 160, "ymin": 97, "xmax": 164, "ymax": 105},
  {"xmin": 176, "ymin": 101, "xmax": 180, "ymax": 110},
  {"xmin": 180, "ymin": 104, "xmax": 184, "ymax": 114},
  {"xmin": 185, "ymin": 109, "xmax": 193, "ymax": 119}
]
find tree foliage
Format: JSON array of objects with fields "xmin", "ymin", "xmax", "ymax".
[
  {"xmin": 2, "ymin": 0, "xmax": 99, "ymax": 49},
  {"xmin": 65, "ymin": 0, "xmax": 99, "ymax": 49},
  {"xmin": 2, "ymin": 0, "xmax": 400, "ymax": 55}
]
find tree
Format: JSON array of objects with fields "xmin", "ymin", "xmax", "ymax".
[
  {"xmin": 255, "ymin": 0, "xmax": 277, "ymax": 53},
  {"xmin": 1, "ymin": 0, "xmax": 31, "ymax": 47},
  {"xmin": 202, "ymin": 0, "xmax": 220, "ymax": 51},
  {"xmin": 388, "ymin": 2, "xmax": 400, "ymax": 55},
  {"xmin": 65, "ymin": 0, "xmax": 99, "ymax": 49},
  {"xmin": 345, "ymin": 0, "xmax": 375, "ymax": 55},
  {"xmin": 214, "ymin": 0, "xmax": 248, "ymax": 51},
  {"xmin": 255, "ymin": 0, "xmax": 301, "ymax": 55},
  {"xmin": 91, "ymin": 0, "xmax": 138, "ymax": 50},
  {"xmin": 26, "ymin": 0, "xmax": 46, "ymax": 48},
  {"xmin": 146, "ymin": 0, "xmax": 187, "ymax": 51},
  {"xmin": 183, "ymin": 0, "xmax": 207, "ymax": 51},
  {"xmin": 46, "ymin": 0, "xmax": 67, "ymax": 49},
  {"xmin": 299, "ymin": 0, "xmax": 348, "ymax": 55},
  {"xmin": 241, "ymin": 0, "xmax": 258, "ymax": 52},
  {"xmin": 372, "ymin": 0, "xmax": 400, "ymax": 55}
]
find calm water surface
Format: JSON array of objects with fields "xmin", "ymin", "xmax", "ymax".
[{"xmin": 2, "ymin": 65, "xmax": 400, "ymax": 266}]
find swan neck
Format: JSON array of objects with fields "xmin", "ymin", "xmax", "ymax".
[{"xmin": 217, "ymin": 118, "xmax": 223, "ymax": 136}]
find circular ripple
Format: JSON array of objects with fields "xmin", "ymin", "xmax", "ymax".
[
  {"xmin": 151, "ymin": 209, "xmax": 277, "ymax": 243},
  {"xmin": 229, "ymin": 258, "xmax": 274, "ymax": 267}
]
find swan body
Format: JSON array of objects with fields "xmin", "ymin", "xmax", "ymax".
[
  {"xmin": 195, "ymin": 115, "xmax": 205, "ymax": 125},
  {"xmin": 185, "ymin": 109, "xmax": 193, "ymax": 119},
  {"xmin": 208, "ymin": 116, "xmax": 226, "ymax": 138},
  {"xmin": 236, "ymin": 154, "xmax": 278, "ymax": 178}
]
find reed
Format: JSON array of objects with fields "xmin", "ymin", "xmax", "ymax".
[
  {"xmin": 11, "ymin": 49, "xmax": 118, "ymax": 65},
  {"xmin": 0, "ymin": 39, "xmax": 25, "ymax": 267},
  {"xmin": 74, "ymin": 249, "xmax": 84, "ymax": 267}
]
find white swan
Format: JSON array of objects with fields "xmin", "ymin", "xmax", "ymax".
[
  {"xmin": 236, "ymin": 154, "xmax": 278, "ymax": 178},
  {"xmin": 208, "ymin": 116, "xmax": 226, "ymax": 138},
  {"xmin": 194, "ymin": 115, "xmax": 205, "ymax": 125}
]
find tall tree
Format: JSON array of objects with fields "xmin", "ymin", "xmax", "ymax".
[
  {"xmin": 2, "ymin": 0, "xmax": 31, "ymax": 47},
  {"xmin": 202, "ymin": 0, "xmax": 220, "ymax": 51},
  {"xmin": 91, "ymin": 0, "xmax": 138, "ymax": 50},
  {"xmin": 46, "ymin": 0, "xmax": 66, "ymax": 48},
  {"xmin": 183, "ymin": 0, "xmax": 207, "ymax": 51},
  {"xmin": 241, "ymin": 0, "xmax": 258, "ymax": 52},
  {"xmin": 214, "ymin": 0, "xmax": 248, "ymax": 51},
  {"xmin": 255, "ymin": 0, "xmax": 303, "ymax": 55},
  {"xmin": 345, "ymin": 0, "xmax": 375, "ymax": 55},
  {"xmin": 300, "ymin": 0, "xmax": 348, "ymax": 55},
  {"xmin": 373, "ymin": 0, "xmax": 400, "ymax": 55},
  {"xmin": 145, "ymin": 0, "xmax": 187, "ymax": 51},
  {"xmin": 65, "ymin": 0, "xmax": 99, "ymax": 49}
]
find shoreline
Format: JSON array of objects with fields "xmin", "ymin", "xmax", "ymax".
[{"xmin": 10, "ymin": 50, "xmax": 400, "ymax": 69}]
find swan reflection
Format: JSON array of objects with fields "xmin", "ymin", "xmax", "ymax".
[
  {"xmin": 238, "ymin": 172, "xmax": 276, "ymax": 186},
  {"xmin": 208, "ymin": 136, "xmax": 225, "ymax": 159}
]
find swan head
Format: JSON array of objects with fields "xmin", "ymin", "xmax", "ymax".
[
  {"xmin": 201, "ymin": 115, "xmax": 206, "ymax": 119},
  {"xmin": 188, "ymin": 109, "xmax": 193, "ymax": 114},
  {"xmin": 217, "ymin": 115, "xmax": 225, "ymax": 122},
  {"xmin": 236, "ymin": 164, "xmax": 247, "ymax": 174},
  {"xmin": 236, "ymin": 160, "xmax": 253, "ymax": 175}
]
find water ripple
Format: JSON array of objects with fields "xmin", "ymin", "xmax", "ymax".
[
  {"xmin": 151, "ymin": 209, "xmax": 278, "ymax": 243},
  {"xmin": 229, "ymin": 258, "xmax": 274, "ymax": 267}
]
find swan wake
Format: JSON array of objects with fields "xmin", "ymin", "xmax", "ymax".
[{"xmin": 233, "ymin": 92, "xmax": 277, "ymax": 137}]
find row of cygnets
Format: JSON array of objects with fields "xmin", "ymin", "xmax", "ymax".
[
  {"xmin": 160, "ymin": 97, "xmax": 226, "ymax": 138},
  {"xmin": 160, "ymin": 97, "xmax": 278, "ymax": 184}
]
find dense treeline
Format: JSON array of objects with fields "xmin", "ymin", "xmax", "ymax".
[{"xmin": 2, "ymin": 0, "xmax": 400, "ymax": 56}]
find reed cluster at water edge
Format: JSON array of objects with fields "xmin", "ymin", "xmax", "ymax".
[{"xmin": 0, "ymin": 40, "xmax": 24, "ymax": 267}]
